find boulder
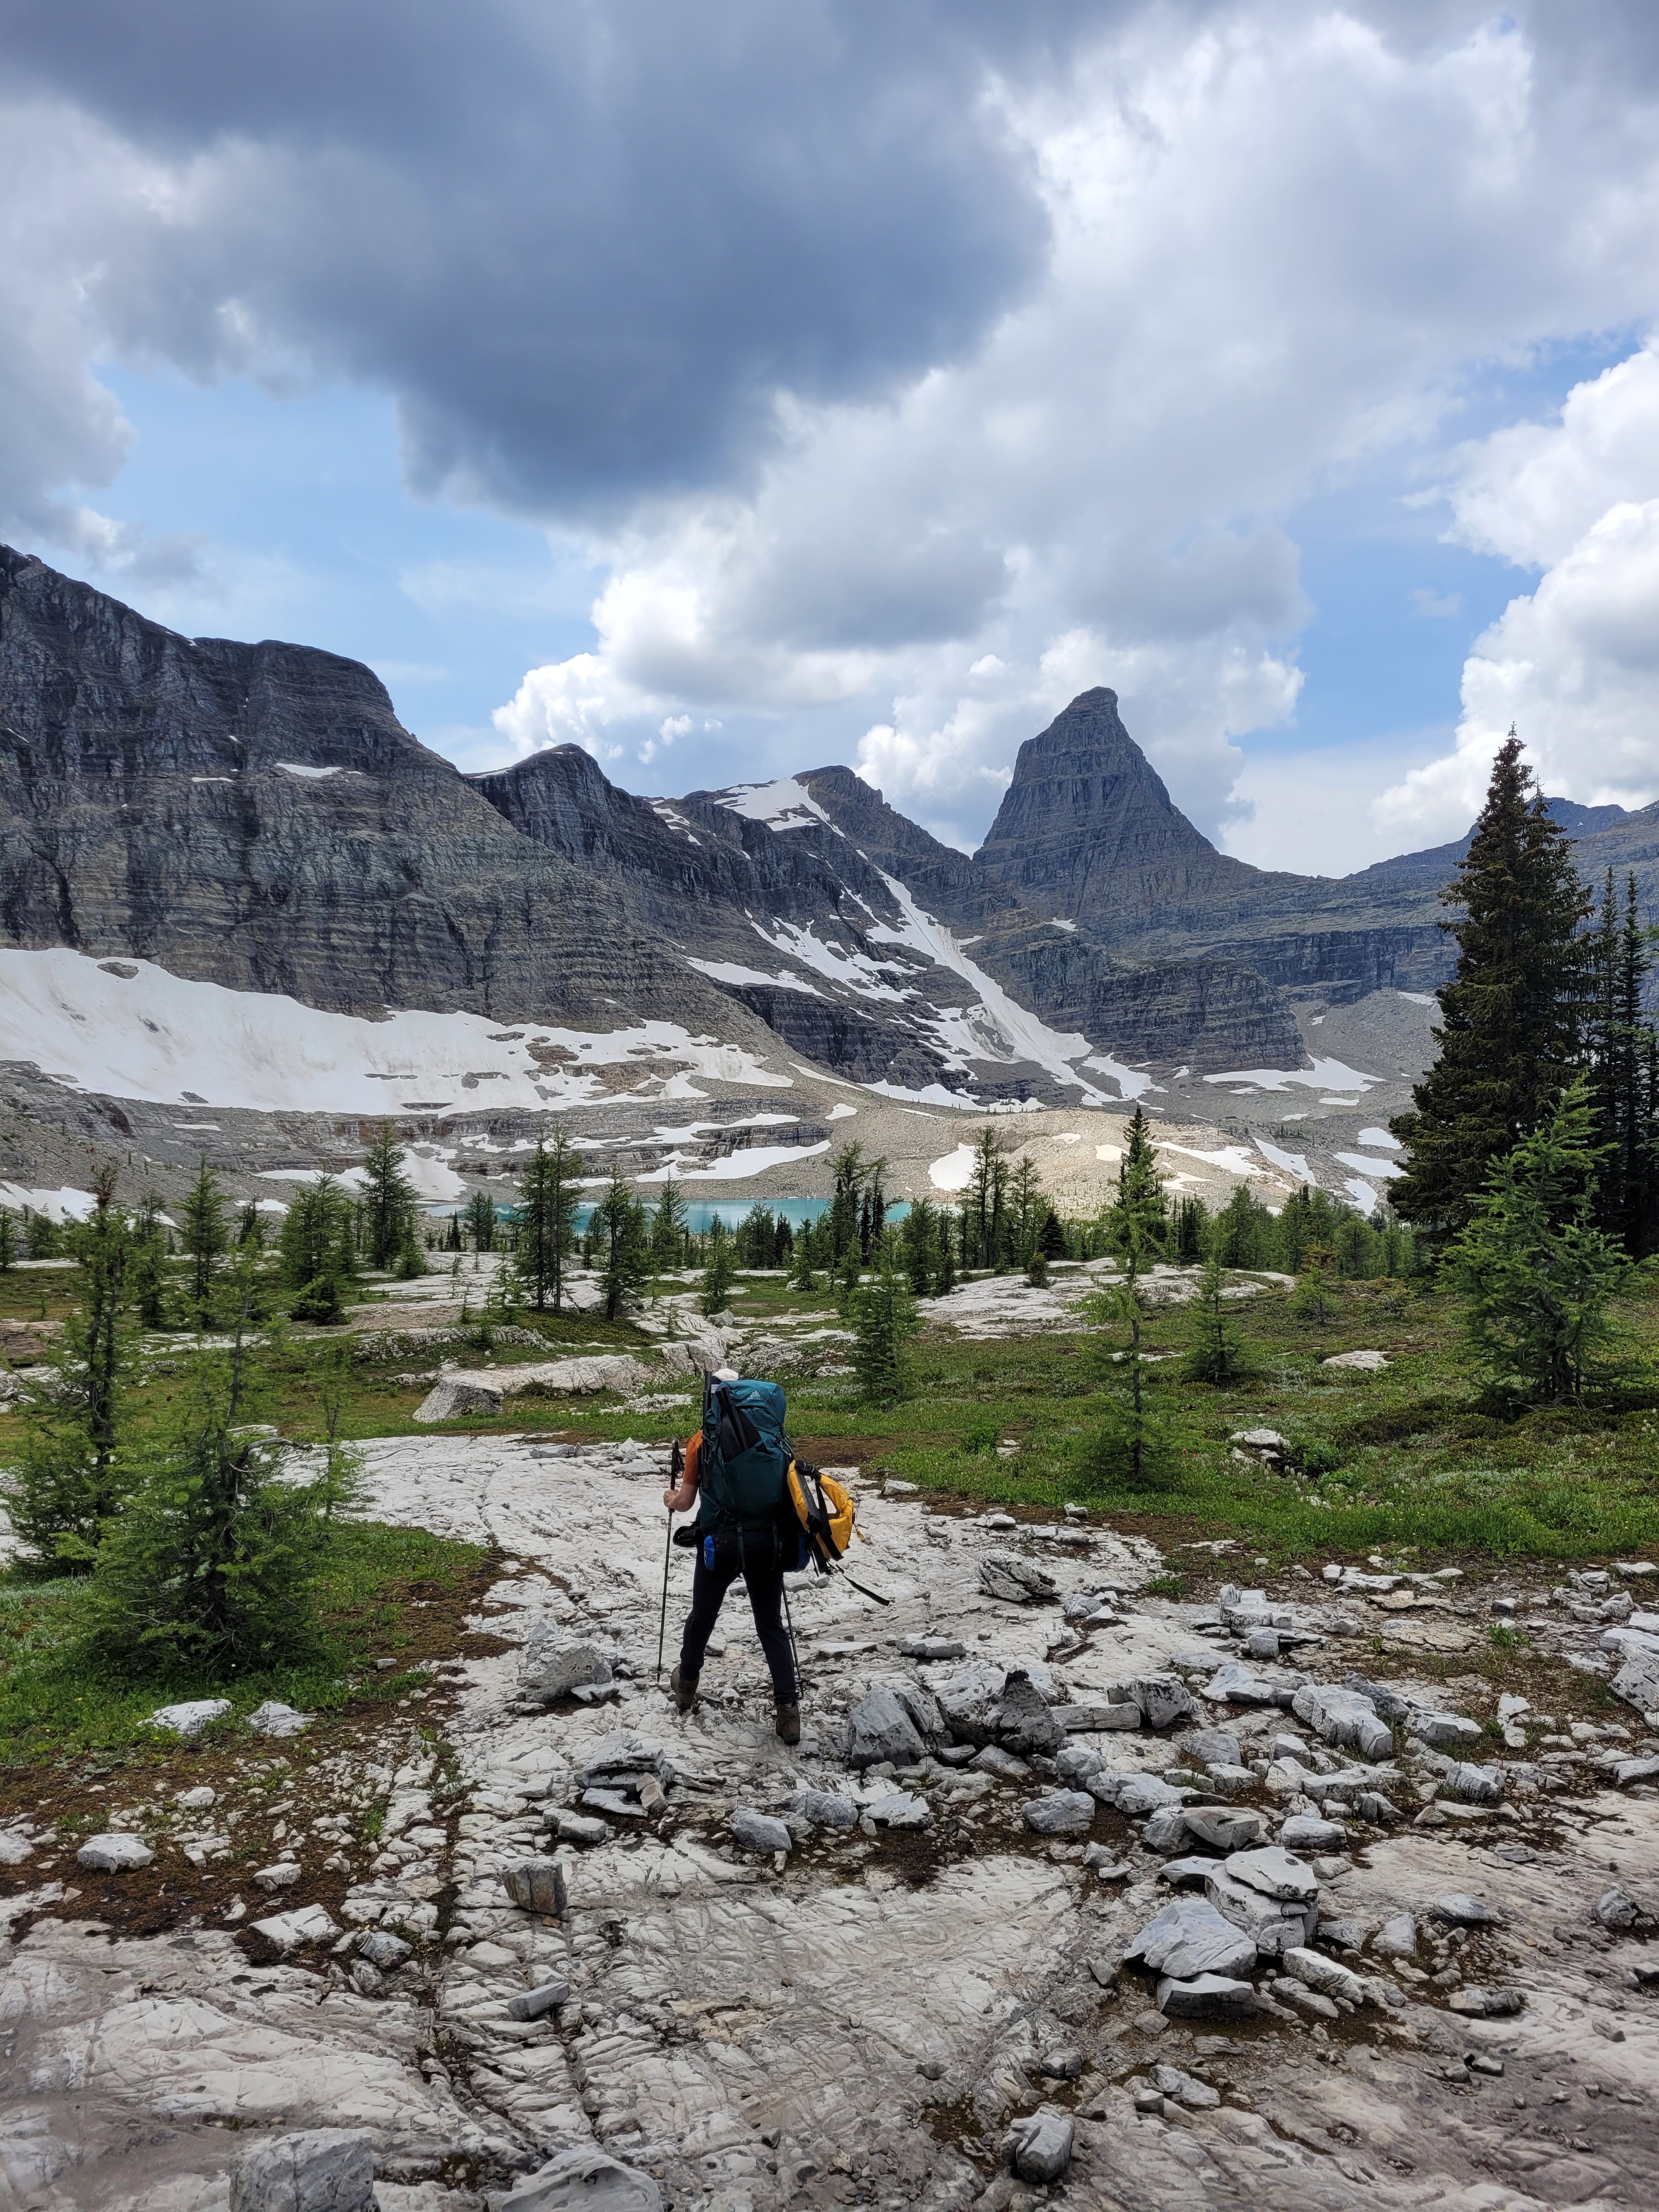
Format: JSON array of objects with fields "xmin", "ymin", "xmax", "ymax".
[
  {"xmin": 1005, "ymin": 2108, "xmax": 1074, "ymax": 2184},
  {"xmin": 247, "ymin": 1701, "xmax": 314, "ymax": 1738},
  {"xmin": 1108, "ymin": 1675, "xmax": 1198, "ymax": 1729},
  {"xmin": 1018, "ymin": 1788, "xmax": 1093, "ymax": 1836},
  {"xmin": 995, "ymin": 1669, "xmax": 1065, "ymax": 1755},
  {"xmin": 1432, "ymin": 1893, "xmax": 1500, "ymax": 1928},
  {"xmin": 508, "ymin": 1980, "xmax": 570, "ymax": 2021},
  {"xmin": 518, "ymin": 1618, "xmax": 614, "ymax": 1703},
  {"xmin": 1282, "ymin": 1946, "xmax": 1366, "ymax": 2005},
  {"xmin": 1448, "ymin": 1987, "xmax": 1525, "ymax": 2018},
  {"xmin": 146, "ymin": 1699, "xmax": 230, "ymax": 1739},
  {"xmin": 501, "ymin": 2148, "xmax": 663, "ymax": 2212},
  {"xmin": 251, "ymin": 1906, "xmax": 340, "ymax": 1952},
  {"xmin": 76, "ymin": 1833, "xmax": 154, "ymax": 1872},
  {"xmin": 1204, "ymin": 1866, "xmax": 1314, "ymax": 1958},
  {"xmin": 1434, "ymin": 1759, "xmax": 1504, "ymax": 1804},
  {"xmin": 1115, "ymin": 1774, "xmax": 1195, "ymax": 1818},
  {"xmin": 0, "ymin": 1833, "xmax": 33, "ymax": 1866},
  {"xmin": 1144, "ymin": 1808, "xmax": 1193, "ymax": 1854},
  {"xmin": 979, "ymin": 1550, "xmax": 1059, "ymax": 1604},
  {"xmin": 972, "ymin": 1745, "xmax": 1033, "ymax": 1782},
  {"xmin": 503, "ymin": 1860, "xmax": 568, "ymax": 1916},
  {"xmin": 1593, "ymin": 1888, "xmax": 1641, "ymax": 1929},
  {"xmin": 1224, "ymin": 1846, "xmax": 1318, "ymax": 1903},
  {"xmin": 357, "ymin": 1929, "xmax": 411, "ymax": 1968},
  {"xmin": 1124, "ymin": 1897, "xmax": 1259, "ymax": 1981},
  {"xmin": 1610, "ymin": 1647, "xmax": 1659, "ymax": 1716},
  {"xmin": 847, "ymin": 1685, "xmax": 929, "ymax": 1767},
  {"xmin": 899, "ymin": 1636, "xmax": 966, "ymax": 1661},
  {"xmin": 1292, "ymin": 1684, "xmax": 1392, "ymax": 1763},
  {"xmin": 230, "ymin": 2130, "xmax": 376, "ymax": 2212},
  {"xmin": 732, "ymin": 1808, "xmax": 792, "ymax": 1855},
  {"xmin": 413, "ymin": 1376, "xmax": 503, "ymax": 1423},
  {"xmin": 1182, "ymin": 1727, "xmax": 1242, "ymax": 1768},
  {"xmin": 253, "ymin": 1862, "xmax": 301, "ymax": 1892},
  {"xmin": 1204, "ymin": 1661, "xmax": 1280, "ymax": 1705},
  {"xmin": 792, "ymin": 1788, "xmax": 859, "ymax": 1831},
  {"xmin": 1158, "ymin": 1972, "xmax": 1257, "ymax": 2018},
  {"xmin": 1322, "ymin": 1349, "xmax": 1387, "ymax": 1371},
  {"xmin": 866, "ymin": 1790, "xmax": 932, "ymax": 1830},
  {"xmin": 1373, "ymin": 1912, "xmax": 1418, "ymax": 1960},
  {"xmin": 1181, "ymin": 1805, "xmax": 1265, "ymax": 1853},
  {"xmin": 1407, "ymin": 1709, "xmax": 1485, "ymax": 1751},
  {"xmin": 1279, "ymin": 1814, "xmax": 1347, "ymax": 1853}
]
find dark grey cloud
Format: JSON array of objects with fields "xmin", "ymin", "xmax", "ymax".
[{"xmin": 0, "ymin": 1, "xmax": 1141, "ymax": 517}]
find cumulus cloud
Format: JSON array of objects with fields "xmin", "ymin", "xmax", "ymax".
[
  {"xmin": 1376, "ymin": 342, "xmax": 1659, "ymax": 840},
  {"xmin": 9, "ymin": 3, "xmax": 1659, "ymax": 848}
]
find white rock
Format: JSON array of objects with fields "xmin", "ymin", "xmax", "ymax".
[
  {"xmin": 247, "ymin": 1700, "xmax": 315, "ymax": 1738},
  {"xmin": 413, "ymin": 1376, "xmax": 504, "ymax": 1422},
  {"xmin": 1124, "ymin": 1897, "xmax": 1259, "ymax": 1981},
  {"xmin": 1156, "ymin": 1972, "xmax": 1257, "ymax": 2018},
  {"xmin": 501, "ymin": 2148, "xmax": 662, "ymax": 2212},
  {"xmin": 77, "ymin": 1833, "xmax": 154, "ymax": 1871},
  {"xmin": 1282, "ymin": 1945, "xmax": 1367, "ymax": 2005},
  {"xmin": 1322, "ymin": 1349, "xmax": 1389, "ymax": 1372},
  {"xmin": 0, "ymin": 1832, "xmax": 35, "ymax": 1865},
  {"xmin": 231, "ymin": 2129, "xmax": 376, "ymax": 2212},
  {"xmin": 1006, "ymin": 2107, "xmax": 1074, "ymax": 2184},
  {"xmin": 517, "ymin": 1616, "xmax": 614, "ymax": 1701},
  {"xmin": 252, "ymin": 1904, "xmax": 341, "ymax": 1951},
  {"xmin": 254, "ymin": 1862, "xmax": 302, "ymax": 1892},
  {"xmin": 177, "ymin": 1786, "xmax": 218, "ymax": 1810},
  {"xmin": 147, "ymin": 1698, "xmax": 230, "ymax": 1738},
  {"xmin": 978, "ymin": 1550, "xmax": 1059, "ymax": 1604}
]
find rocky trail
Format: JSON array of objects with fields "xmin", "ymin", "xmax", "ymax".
[{"xmin": 3, "ymin": 1443, "xmax": 1658, "ymax": 2212}]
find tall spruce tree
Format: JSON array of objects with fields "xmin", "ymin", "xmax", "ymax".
[
  {"xmin": 361, "ymin": 1122, "xmax": 420, "ymax": 1271},
  {"xmin": 1584, "ymin": 871, "xmax": 1659, "ymax": 1256},
  {"xmin": 180, "ymin": 1157, "xmax": 228, "ymax": 1324},
  {"xmin": 591, "ymin": 1162, "xmax": 649, "ymax": 1320},
  {"xmin": 516, "ymin": 1131, "xmax": 579, "ymax": 1311},
  {"xmin": 1391, "ymin": 733, "xmax": 1592, "ymax": 1242}
]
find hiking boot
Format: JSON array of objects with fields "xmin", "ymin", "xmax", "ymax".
[
  {"xmin": 775, "ymin": 1701, "xmax": 801, "ymax": 1746},
  {"xmin": 669, "ymin": 1666, "xmax": 699, "ymax": 1713}
]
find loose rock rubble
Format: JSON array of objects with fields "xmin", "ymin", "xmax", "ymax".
[{"xmin": 3, "ymin": 1434, "xmax": 1658, "ymax": 2211}]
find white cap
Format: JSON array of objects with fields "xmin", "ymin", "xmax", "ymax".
[{"xmin": 712, "ymin": 1367, "xmax": 740, "ymax": 1382}]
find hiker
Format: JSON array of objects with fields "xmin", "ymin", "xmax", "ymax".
[{"xmin": 663, "ymin": 1367, "xmax": 801, "ymax": 1744}]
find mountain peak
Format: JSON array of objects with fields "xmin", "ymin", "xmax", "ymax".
[{"xmin": 974, "ymin": 689, "xmax": 1272, "ymax": 932}]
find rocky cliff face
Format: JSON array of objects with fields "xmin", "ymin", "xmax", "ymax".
[{"xmin": 0, "ymin": 546, "xmax": 751, "ymax": 1040}]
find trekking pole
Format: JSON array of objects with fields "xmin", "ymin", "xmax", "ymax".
[
  {"xmin": 656, "ymin": 1438, "xmax": 682, "ymax": 1684},
  {"xmin": 781, "ymin": 1574, "xmax": 805, "ymax": 1700}
]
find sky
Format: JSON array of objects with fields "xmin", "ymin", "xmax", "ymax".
[{"xmin": 5, "ymin": 2, "xmax": 1659, "ymax": 876}]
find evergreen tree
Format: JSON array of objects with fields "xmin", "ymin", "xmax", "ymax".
[
  {"xmin": 699, "ymin": 1217, "xmax": 736, "ymax": 1317},
  {"xmin": 932, "ymin": 1227, "xmax": 956, "ymax": 1297},
  {"xmin": 1107, "ymin": 1105, "xmax": 1167, "ymax": 1285},
  {"xmin": 3, "ymin": 1164, "xmax": 133, "ymax": 1567},
  {"xmin": 787, "ymin": 1226, "xmax": 817, "ymax": 1293},
  {"xmin": 236, "ymin": 1200, "xmax": 265, "ymax": 1249},
  {"xmin": 0, "ymin": 1209, "xmax": 17, "ymax": 1274},
  {"xmin": 517, "ymin": 1131, "xmax": 579, "ymax": 1311},
  {"xmin": 899, "ymin": 1197, "xmax": 940, "ymax": 1296},
  {"xmin": 592, "ymin": 1163, "xmax": 649, "ymax": 1319},
  {"xmin": 24, "ymin": 1209, "xmax": 61, "ymax": 1259},
  {"xmin": 129, "ymin": 1194, "xmax": 170, "ymax": 1328},
  {"xmin": 961, "ymin": 1125, "xmax": 1009, "ymax": 1269},
  {"xmin": 834, "ymin": 1240, "xmax": 863, "ymax": 1315},
  {"xmin": 1184, "ymin": 1252, "xmax": 1250, "ymax": 1384},
  {"xmin": 651, "ymin": 1176, "xmax": 689, "ymax": 1271},
  {"xmin": 1444, "ymin": 1074, "xmax": 1633, "ymax": 1403},
  {"xmin": 849, "ymin": 1230, "xmax": 921, "ymax": 1404},
  {"xmin": 1212, "ymin": 1182, "xmax": 1271, "ymax": 1269},
  {"xmin": 1584, "ymin": 871, "xmax": 1659, "ymax": 1255},
  {"xmin": 1290, "ymin": 1237, "xmax": 1338, "ymax": 1327},
  {"xmin": 1392, "ymin": 733, "xmax": 1593, "ymax": 1242},
  {"xmin": 361, "ymin": 1122, "xmax": 421, "ymax": 1271},
  {"xmin": 278, "ymin": 1176, "xmax": 353, "ymax": 1323},
  {"xmin": 180, "ymin": 1157, "xmax": 228, "ymax": 1324},
  {"xmin": 465, "ymin": 1188, "xmax": 497, "ymax": 1253},
  {"xmin": 1008, "ymin": 1153, "xmax": 1045, "ymax": 1268},
  {"xmin": 1173, "ymin": 1195, "xmax": 1209, "ymax": 1263},
  {"xmin": 87, "ymin": 1258, "xmax": 357, "ymax": 1673}
]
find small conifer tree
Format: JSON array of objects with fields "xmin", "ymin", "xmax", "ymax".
[
  {"xmin": 699, "ymin": 1217, "xmax": 736, "ymax": 1317},
  {"xmin": 180, "ymin": 1157, "xmax": 228, "ymax": 1325},
  {"xmin": 0, "ymin": 1210, "xmax": 16, "ymax": 1273},
  {"xmin": 849, "ymin": 1230, "xmax": 921, "ymax": 1404},
  {"xmin": 517, "ymin": 1131, "xmax": 579, "ymax": 1311},
  {"xmin": 1445, "ymin": 1074, "xmax": 1633, "ymax": 1403},
  {"xmin": 592, "ymin": 1162, "xmax": 650, "ymax": 1319},
  {"xmin": 1184, "ymin": 1252, "xmax": 1249, "ymax": 1384},
  {"xmin": 362, "ymin": 1122, "xmax": 421, "ymax": 1271}
]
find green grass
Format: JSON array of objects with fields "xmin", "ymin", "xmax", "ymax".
[{"xmin": 0, "ymin": 1520, "xmax": 489, "ymax": 1768}]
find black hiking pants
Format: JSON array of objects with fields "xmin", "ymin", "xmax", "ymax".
[{"xmin": 679, "ymin": 1528, "xmax": 798, "ymax": 1704}]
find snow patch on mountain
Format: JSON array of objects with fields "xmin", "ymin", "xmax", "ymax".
[
  {"xmin": 712, "ymin": 777, "xmax": 836, "ymax": 832},
  {"xmin": 1201, "ymin": 1056, "xmax": 1381, "ymax": 1095},
  {"xmin": 0, "ymin": 948, "xmax": 791, "ymax": 1114}
]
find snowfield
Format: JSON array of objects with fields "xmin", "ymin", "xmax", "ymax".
[{"xmin": 0, "ymin": 948, "xmax": 792, "ymax": 1113}]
